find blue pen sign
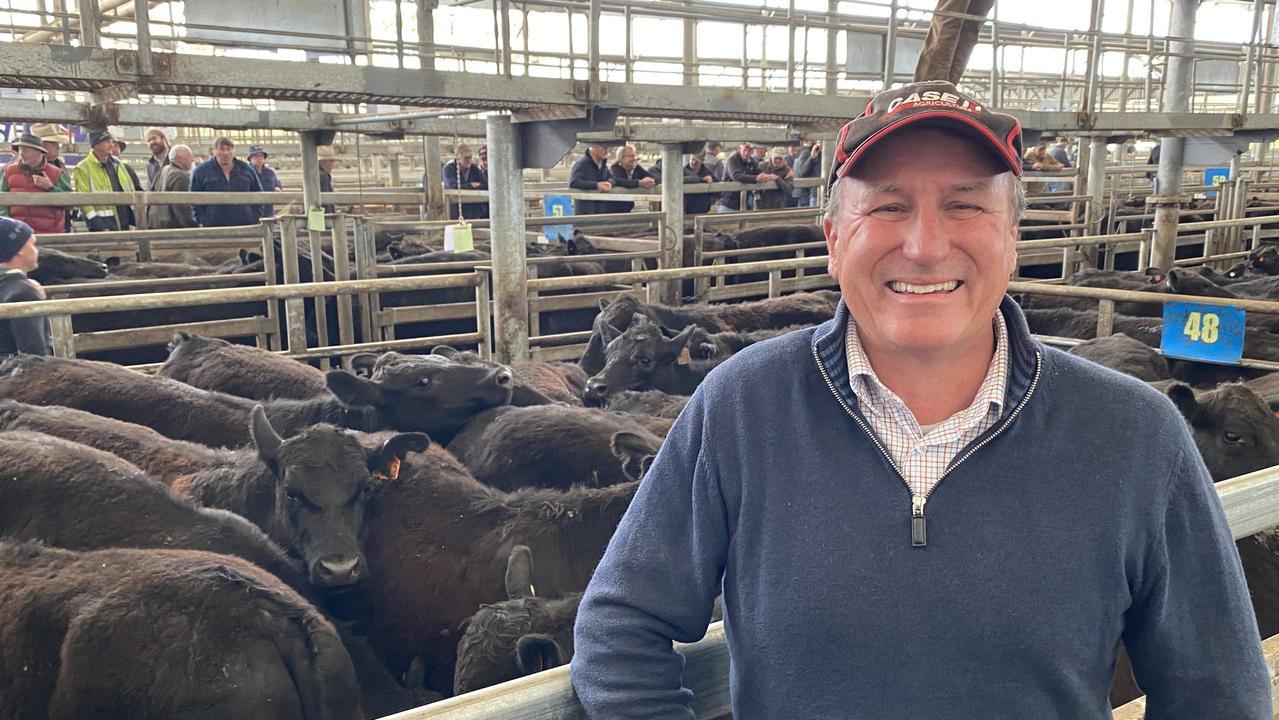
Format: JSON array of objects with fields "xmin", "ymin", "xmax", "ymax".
[
  {"xmin": 1203, "ymin": 166, "xmax": 1230, "ymax": 198},
  {"xmin": 542, "ymin": 194, "xmax": 574, "ymax": 242},
  {"xmin": 1160, "ymin": 301, "xmax": 1245, "ymax": 365}
]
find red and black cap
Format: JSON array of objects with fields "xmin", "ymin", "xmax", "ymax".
[{"xmin": 829, "ymin": 80, "xmax": 1023, "ymax": 189}]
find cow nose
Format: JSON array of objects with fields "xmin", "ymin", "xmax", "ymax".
[
  {"xmin": 583, "ymin": 379, "xmax": 608, "ymax": 405},
  {"xmin": 312, "ymin": 555, "xmax": 364, "ymax": 587},
  {"xmin": 495, "ymin": 368, "xmax": 513, "ymax": 386}
]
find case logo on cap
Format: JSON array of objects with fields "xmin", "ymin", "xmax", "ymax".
[{"xmin": 886, "ymin": 91, "xmax": 983, "ymax": 116}]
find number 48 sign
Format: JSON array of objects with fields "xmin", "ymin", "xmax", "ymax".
[{"xmin": 1160, "ymin": 301, "xmax": 1246, "ymax": 365}]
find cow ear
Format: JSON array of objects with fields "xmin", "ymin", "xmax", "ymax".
[
  {"xmin": 515, "ymin": 634, "xmax": 564, "ymax": 676},
  {"xmin": 104, "ymin": 256, "xmax": 122, "ymax": 269},
  {"xmin": 1166, "ymin": 383, "xmax": 1198, "ymax": 421},
  {"xmin": 388, "ymin": 245, "xmax": 405, "ymax": 260},
  {"xmin": 599, "ymin": 320, "xmax": 623, "ymax": 345},
  {"xmin": 249, "ymin": 405, "xmax": 284, "ymax": 465},
  {"xmin": 598, "ymin": 297, "xmax": 611, "ymax": 311},
  {"xmin": 662, "ymin": 324, "xmax": 699, "ymax": 362},
  {"xmin": 348, "ymin": 353, "xmax": 379, "ymax": 378},
  {"xmin": 505, "ymin": 545, "xmax": 535, "ymax": 600},
  {"xmin": 326, "ymin": 370, "xmax": 384, "ymax": 408},
  {"xmin": 367, "ymin": 432, "xmax": 429, "ymax": 482},
  {"xmin": 431, "ymin": 345, "xmax": 459, "ymax": 359},
  {"xmin": 611, "ymin": 430, "xmax": 657, "ymax": 482}
]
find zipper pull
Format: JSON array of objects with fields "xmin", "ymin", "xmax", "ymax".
[{"xmin": 911, "ymin": 496, "xmax": 927, "ymax": 548}]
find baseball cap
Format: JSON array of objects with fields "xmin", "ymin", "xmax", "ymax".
[{"xmin": 829, "ymin": 80, "xmax": 1023, "ymax": 189}]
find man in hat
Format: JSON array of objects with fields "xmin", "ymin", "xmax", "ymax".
[
  {"xmin": 681, "ymin": 152, "xmax": 716, "ymax": 216},
  {"xmin": 109, "ymin": 139, "xmax": 143, "ymax": 219},
  {"xmin": 441, "ymin": 144, "xmax": 488, "ymax": 220},
  {"xmin": 571, "ymin": 80, "xmax": 1269, "ymax": 718},
  {"xmin": 793, "ymin": 139, "xmax": 823, "ymax": 207},
  {"xmin": 144, "ymin": 127, "xmax": 171, "ymax": 190},
  {"xmin": 714, "ymin": 141, "xmax": 776, "ymax": 213},
  {"xmin": 606, "ymin": 145, "xmax": 656, "ymax": 214},
  {"xmin": 147, "ymin": 145, "xmax": 198, "ymax": 230},
  {"xmin": 317, "ymin": 144, "xmax": 338, "ymax": 214},
  {"xmin": 0, "ymin": 217, "xmax": 52, "ymax": 356},
  {"xmin": 569, "ymin": 143, "xmax": 614, "ymax": 215},
  {"xmin": 754, "ymin": 146, "xmax": 795, "ymax": 210},
  {"xmin": 74, "ymin": 130, "xmax": 139, "ymax": 232},
  {"xmin": 702, "ymin": 141, "xmax": 725, "ymax": 182},
  {"xmin": 246, "ymin": 145, "xmax": 283, "ymax": 219},
  {"xmin": 189, "ymin": 136, "xmax": 263, "ymax": 228},
  {"xmin": 1, "ymin": 132, "xmax": 71, "ymax": 236},
  {"xmin": 29, "ymin": 123, "xmax": 68, "ymax": 171}
]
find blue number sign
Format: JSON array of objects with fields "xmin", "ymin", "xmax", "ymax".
[
  {"xmin": 543, "ymin": 194, "xmax": 574, "ymax": 242},
  {"xmin": 1203, "ymin": 166, "xmax": 1230, "ymax": 199},
  {"xmin": 1160, "ymin": 301, "xmax": 1245, "ymax": 365}
]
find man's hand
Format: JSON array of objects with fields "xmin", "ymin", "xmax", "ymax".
[
  {"xmin": 1031, "ymin": 162, "xmax": 1043, "ymax": 171},
  {"xmin": 469, "ymin": 181, "xmax": 483, "ymax": 188},
  {"xmin": 596, "ymin": 181, "xmax": 613, "ymax": 192},
  {"xmin": 704, "ymin": 176, "xmax": 714, "ymax": 184},
  {"xmin": 756, "ymin": 173, "xmax": 777, "ymax": 182},
  {"xmin": 811, "ymin": 141, "xmax": 822, "ymax": 154},
  {"xmin": 31, "ymin": 175, "xmax": 52, "ymax": 191},
  {"xmin": 638, "ymin": 177, "xmax": 656, "ymax": 189}
]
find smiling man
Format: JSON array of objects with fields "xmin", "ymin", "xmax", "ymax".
[{"xmin": 572, "ymin": 80, "xmax": 1269, "ymax": 718}]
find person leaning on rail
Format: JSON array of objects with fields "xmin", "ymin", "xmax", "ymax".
[
  {"xmin": 571, "ymin": 79, "xmax": 1271, "ymax": 719},
  {"xmin": 0, "ymin": 132, "xmax": 71, "ymax": 236},
  {"xmin": 0, "ymin": 217, "xmax": 52, "ymax": 357}
]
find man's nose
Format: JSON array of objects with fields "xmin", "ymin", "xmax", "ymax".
[{"xmin": 900, "ymin": 208, "xmax": 950, "ymax": 266}]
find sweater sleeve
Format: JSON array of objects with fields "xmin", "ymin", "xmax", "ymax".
[
  {"xmin": 7, "ymin": 280, "xmax": 52, "ymax": 356},
  {"xmin": 610, "ymin": 164, "xmax": 640, "ymax": 189},
  {"xmin": 572, "ymin": 388, "xmax": 729, "ymax": 719},
  {"xmin": 189, "ymin": 167, "xmax": 206, "ymax": 225},
  {"xmin": 1123, "ymin": 443, "xmax": 1271, "ymax": 717},
  {"xmin": 569, "ymin": 158, "xmax": 603, "ymax": 191}
]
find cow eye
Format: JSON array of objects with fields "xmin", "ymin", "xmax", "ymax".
[
  {"xmin": 638, "ymin": 356, "xmax": 652, "ymax": 366},
  {"xmin": 1224, "ymin": 431, "xmax": 1244, "ymax": 444},
  {"xmin": 285, "ymin": 489, "xmax": 302, "ymax": 503},
  {"xmin": 418, "ymin": 377, "xmax": 432, "ymax": 388}
]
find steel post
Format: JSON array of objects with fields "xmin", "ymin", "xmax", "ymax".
[
  {"xmin": 656, "ymin": 144, "xmax": 686, "ymax": 305},
  {"xmin": 76, "ymin": 0, "xmax": 98, "ymax": 46},
  {"xmin": 825, "ymin": 0, "xmax": 838, "ymax": 95},
  {"xmin": 417, "ymin": 0, "xmax": 436, "ymax": 70},
  {"xmin": 786, "ymin": 0, "xmax": 796, "ymax": 93},
  {"xmin": 1085, "ymin": 136, "xmax": 1107, "ymax": 262},
  {"xmin": 486, "ymin": 114, "xmax": 529, "ymax": 364},
  {"xmin": 1240, "ymin": 0, "xmax": 1267, "ymax": 115},
  {"xmin": 1152, "ymin": 0, "xmax": 1198, "ymax": 270},
  {"xmin": 134, "ymin": 0, "xmax": 152, "ymax": 75},
  {"xmin": 883, "ymin": 0, "xmax": 898, "ymax": 88},
  {"xmin": 423, "ymin": 137, "xmax": 444, "ymax": 220}
]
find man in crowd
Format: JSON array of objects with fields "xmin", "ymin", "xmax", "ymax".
[
  {"xmin": 246, "ymin": 145, "xmax": 283, "ymax": 220},
  {"xmin": 793, "ymin": 139, "xmax": 823, "ymax": 207},
  {"xmin": 110, "ymin": 138, "xmax": 144, "ymax": 213},
  {"xmin": 147, "ymin": 145, "xmax": 198, "ymax": 230},
  {"xmin": 477, "ymin": 145, "xmax": 489, "ymax": 175},
  {"xmin": 144, "ymin": 127, "xmax": 171, "ymax": 190},
  {"xmin": 715, "ymin": 141, "xmax": 776, "ymax": 213},
  {"xmin": 569, "ymin": 143, "xmax": 613, "ymax": 215},
  {"xmin": 1048, "ymin": 137, "xmax": 1073, "ymax": 169},
  {"xmin": 607, "ymin": 145, "xmax": 657, "ymax": 214},
  {"xmin": 317, "ymin": 144, "xmax": 338, "ymax": 214},
  {"xmin": 75, "ymin": 130, "xmax": 138, "ymax": 232},
  {"xmin": 572, "ymin": 79, "xmax": 1270, "ymax": 719},
  {"xmin": 0, "ymin": 217, "xmax": 52, "ymax": 356},
  {"xmin": 682, "ymin": 153, "xmax": 716, "ymax": 215},
  {"xmin": 1022, "ymin": 137, "xmax": 1063, "ymax": 194},
  {"xmin": 442, "ymin": 144, "xmax": 489, "ymax": 220},
  {"xmin": 754, "ymin": 147, "xmax": 795, "ymax": 210},
  {"xmin": 30, "ymin": 124, "xmax": 72, "ymax": 232},
  {"xmin": 702, "ymin": 141, "xmax": 725, "ymax": 181},
  {"xmin": 189, "ymin": 136, "xmax": 263, "ymax": 227},
  {"xmin": 1, "ymin": 132, "xmax": 71, "ymax": 236}
]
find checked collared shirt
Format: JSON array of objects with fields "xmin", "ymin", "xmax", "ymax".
[{"xmin": 844, "ymin": 312, "xmax": 1010, "ymax": 504}]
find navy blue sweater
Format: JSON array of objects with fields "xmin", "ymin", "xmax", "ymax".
[
  {"xmin": 189, "ymin": 157, "xmax": 263, "ymax": 227},
  {"xmin": 572, "ymin": 298, "xmax": 1270, "ymax": 719}
]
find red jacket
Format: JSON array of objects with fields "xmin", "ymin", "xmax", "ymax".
[{"xmin": 3, "ymin": 161, "xmax": 65, "ymax": 234}]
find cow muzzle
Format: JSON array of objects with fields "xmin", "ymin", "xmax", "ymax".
[{"xmin": 310, "ymin": 554, "xmax": 366, "ymax": 587}]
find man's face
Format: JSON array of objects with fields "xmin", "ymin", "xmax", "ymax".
[
  {"xmin": 824, "ymin": 127, "xmax": 1018, "ymax": 363},
  {"xmin": 319, "ymin": 159, "xmax": 337, "ymax": 173},
  {"xmin": 91, "ymin": 140, "xmax": 112, "ymax": 162},
  {"xmin": 249, "ymin": 154, "xmax": 265, "ymax": 170},
  {"xmin": 10, "ymin": 234, "xmax": 38, "ymax": 272},
  {"xmin": 739, "ymin": 143, "xmax": 753, "ymax": 160},
  {"xmin": 754, "ymin": 147, "xmax": 767, "ymax": 159},
  {"xmin": 110, "ymin": 141, "xmax": 121, "ymax": 157},
  {"xmin": 458, "ymin": 152, "xmax": 472, "ymax": 169},
  {"xmin": 18, "ymin": 147, "xmax": 44, "ymax": 167},
  {"xmin": 478, "ymin": 148, "xmax": 488, "ymax": 168},
  {"xmin": 147, "ymin": 134, "xmax": 168, "ymax": 157},
  {"xmin": 41, "ymin": 141, "xmax": 60, "ymax": 159},
  {"xmin": 619, "ymin": 148, "xmax": 636, "ymax": 170},
  {"xmin": 689, "ymin": 155, "xmax": 702, "ymax": 171},
  {"xmin": 588, "ymin": 145, "xmax": 609, "ymax": 162},
  {"xmin": 771, "ymin": 156, "xmax": 786, "ymax": 170},
  {"xmin": 174, "ymin": 150, "xmax": 194, "ymax": 171},
  {"xmin": 214, "ymin": 143, "xmax": 234, "ymax": 167}
]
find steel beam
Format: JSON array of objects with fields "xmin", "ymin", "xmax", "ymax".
[
  {"xmin": 656, "ymin": 144, "xmax": 685, "ymax": 305},
  {"xmin": 418, "ymin": 0, "xmax": 436, "ymax": 70},
  {"xmin": 486, "ymin": 114, "xmax": 530, "ymax": 364},
  {"xmin": 76, "ymin": 0, "xmax": 99, "ymax": 46},
  {"xmin": 1152, "ymin": 0, "xmax": 1198, "ymax": 271}
]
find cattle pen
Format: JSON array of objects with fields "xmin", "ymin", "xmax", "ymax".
[{"xmin": 12, "ymin": 0, "xmax": 1279, "ymax": 716}]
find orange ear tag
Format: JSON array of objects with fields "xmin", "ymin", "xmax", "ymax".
[
  {"xmin": 373, "ymin": 457, "xmax": 402, "ymax": 482},
  {"xmin": 676, "ymin": 347, "xmax": 692, "ymax": 366}
]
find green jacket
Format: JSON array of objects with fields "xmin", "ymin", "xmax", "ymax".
[{"xmin": 73, "ymin": 152, "xmax": 137, "ymax": 223}]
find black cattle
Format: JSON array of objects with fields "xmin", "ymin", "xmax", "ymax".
[
  {"xmin": 0, "ymin": 353, "xmax": 512, "ymax": 447},
  {"xmin": 446, "ymin": 405, "xmax": 661, "ymax": 491},
  {"xmin": 1165, "ymin": 382, "xmax": 1279, "ymax": 482},
  {"xmin": 1066, "ymin": 334, "xmax": 1171, "ymax": 382},
  {"xmin": 428, "ymin": 346, "xmax": 585, "ymax": 406},
  {"xmin": 603, "ymin": 389, "xmax": 690, "ymax": 419},
  {"xmin": 160, "ymin": 332, "xmax": 329, "ymax": 400},
  {"xmin": 454, "ymin": 546, "xmax": 580, "ymax": 695},
  {"xmin": 103, "ymin": 256, "xmax": 222, "ymax": 278},
  {"xmin": 585, "ymin": 314, "xmax": 717, "ymax": 403},
  {"xmin": 0, "ymin": 431, "xmax": 308, "ymax": 594},
  {"xmin": 0, "ymin": 543, "xmax": 360, "ymax": 720},
  {"xmin": 26, "ymin": 248, "xmax": 108, "ymax": 285},
  {"xmin": 174, "ymin": 407, "xmax": 426, "ymax": 589},
  {"xmin": 1249, "ymin": 245, "xmax": 1279, "ymax": 275}
]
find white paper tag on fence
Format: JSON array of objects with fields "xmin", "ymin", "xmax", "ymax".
[{"xmin": 444, "ymin": 222, "xmax": 474, "ymax": 253}]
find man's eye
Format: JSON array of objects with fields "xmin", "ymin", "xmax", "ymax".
[
  {"xmin": 946, "ymin": 204, "xmax": 983, "ymax": 219},
  {"xmin": 871, "ymin": 206, "xmax": 908, "ymax": 220}
]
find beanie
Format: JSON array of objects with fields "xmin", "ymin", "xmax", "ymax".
[{"xmin": 0, "ymin": 217, "xmax": 34, "ymax": 263}]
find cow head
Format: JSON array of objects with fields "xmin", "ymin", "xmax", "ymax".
[
  {"xmin": 1166, "ymin": 383, "xmax": 1279, "ymax": 482},
  {"xmin": 584, "ymin": 314, "xmax": 697, "ymax": 403},
  {"xmin": 250, "ymin": 406, "xmax": 428, "ymax": 588},
  {"xmin": 324, "ymin": 353, "xmax": 514, "ymax": 440},
  {"xmin": 1157, "ymin": 267, "xmax": 1236, "ymax": 300},
  {"xmin": 1249, "ymin": 245, "xmax": 1279, "ymax": 275},
  {"xmin": 27, "ymin": 248, "xmax": 108, "ymax": 285}
]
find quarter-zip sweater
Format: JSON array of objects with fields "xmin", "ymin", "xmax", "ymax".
[{"xmin": 572, "ymin": 297, "xmax": 1269, "ymax": 719}]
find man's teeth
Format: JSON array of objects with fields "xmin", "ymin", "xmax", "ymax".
[{"xmin": 889, "ymin": 280, "xmax": 960, "ymax": 294}]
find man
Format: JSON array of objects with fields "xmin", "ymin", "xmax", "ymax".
[
  {"xmin": 1048, "ymin": 136, "xmax": 1073, "ymax": 169},
  {"xmin": 569, "ymin": 143, "xmax": 613, "ymax": 215},
  {"xmin": 477, "ymin": 144, "xmax": 489, "ymax": 175},
  {"xmin": 317, "ymin": 144, "xmax": 338, "ymax": 214},
  {"xmin": 715, "ymin": 142, "xmax": 775, "ymax": 213},
  {"xmin": 681, "ymin": 153, "xmax": 716, "ymax": 216},
  {"xmin": 702, "ymin": 141, "xmax": 725, "ymax": 181},
  {"xmin": 147, "ymin": 144, "xmax": 198, "ymax": 229},
  {"xmin": 442, "ymin": 144, "xmax": 488, "ymax": 220},
  {"xmin": 572, "ymin": 80, "xmax": 1269, "ymax": 718},
  {"xmin": 754, "ymin": 147, "xmax": 795, "ymax": 210},
  {"xmin": 1023, "ymin": 138, "xmax": 1063, "ymax": 194},
  {"xmin": 246, "ymin": 145, "xmax": 283, "ymax": 220},
  {"xmin": 189, "ymin": 136, "xmax": 263, "ymax": 227},
  {"xmin": 144, "ymin": 127, "xmax": 171, "ymax": 190},
  {"xmin": 0, "ymin": 132, "xmax": 71, "ymax": 235},
  {"xmin": 30, "ymin": 124, "xmax": 72, "ymax": 232},
  {"xmin": 793, "ymin": 139, "xmax": 823, "ymax": 207},
  {"xmin": 607, "ymin": 145, "xmax": 657, "ymax": 214},
  {"xmin": 0, "ymin": 217, "xmax": 52, "ymax": 357},
  {"xmin": 74, "ymin": 130, "xmax": 138, "ymax": 232}
]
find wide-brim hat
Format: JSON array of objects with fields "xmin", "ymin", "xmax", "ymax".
[
  {"xmin": 316, "ymin": 145, "xmax": 338, "ymax": 160},
  {"xmin": 247, "ymin": 145, "xmax": 268, "ymax": 159},
  {"xmin": 29, "ymin": 123, "xmax": 68, "ymax": 145},
  {"xmin": 10, "ymin": 133, "xmax": 47, "ymax": 155},
  {"xmin": 829, "ymin": 80, "xmax": 1023, "ymax": 189}
]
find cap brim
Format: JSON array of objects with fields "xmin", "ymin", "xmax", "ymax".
[{"xmin": 833, "ymin": 111, "xmax": 1022, "ymax": 184}]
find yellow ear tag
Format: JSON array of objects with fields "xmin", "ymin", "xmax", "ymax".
[
  {"xmin": 444, "ymin": 221, "xmax": 474, "ymax": 252},
  {"xmin": 373, "ymin": 457, "xmax": 402, "ymax": 482},
  {"xmin": 676, "ymin": 346, "xmax": 692, "ymax": 366}
]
